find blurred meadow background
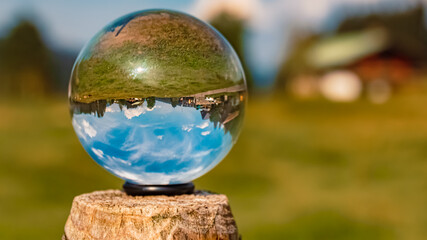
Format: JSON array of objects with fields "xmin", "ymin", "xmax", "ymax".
[{"xmin": 2, "ymin": 0, "xmax": 427, "ymax": 239}]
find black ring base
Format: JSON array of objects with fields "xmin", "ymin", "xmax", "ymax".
[{"xmin": 123, "ymin": 182, "xmax": 195, "ymax": 196}]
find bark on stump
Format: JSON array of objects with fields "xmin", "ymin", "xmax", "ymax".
[{"xmin": 63, "ymin": 190, "xmax": 239, "ymax": 240}]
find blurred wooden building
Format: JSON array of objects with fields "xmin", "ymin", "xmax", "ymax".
[{"xmin": 277, "ymin": 4, "xmax": 427, "ymax": 102}]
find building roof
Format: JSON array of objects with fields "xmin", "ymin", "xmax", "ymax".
[{"xmin": 306, "ymin": 28, "xmax": 389, "ymax": 69}]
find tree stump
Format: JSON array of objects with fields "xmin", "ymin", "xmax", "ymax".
[{"xmin": 63, "ymin": 190, "xmax": 239, "ymax": 240}]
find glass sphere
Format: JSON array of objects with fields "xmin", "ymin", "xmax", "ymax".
[{"xmin": 69, "ymin": 10, "xmax": 247, "ymax": 185}]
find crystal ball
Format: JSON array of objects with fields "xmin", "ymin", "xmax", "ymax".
[{"xmin": 69, "ymin": 10, "xmax": 247, "ymax": 185}]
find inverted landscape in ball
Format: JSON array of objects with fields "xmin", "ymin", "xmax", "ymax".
[{"xmin": 69, "ymin": 9, "xmax": 247, "ymax": 195}]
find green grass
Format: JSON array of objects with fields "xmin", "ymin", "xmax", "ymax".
[
  {"xmin": 1, "ymin": 85, "xmax": 427, "ymax": 239},
  {"xmin": 74, "ymin": 44, "xmax": 241, "ymax": 101},
  {"xmin": 71, "ymin": 11, "xmax": 244, "ymax": 102}
]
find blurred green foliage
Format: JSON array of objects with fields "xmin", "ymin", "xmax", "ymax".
[
  {"xmin": 1, "ymin": 82, "xmax": 427, "ymax": 239},
  {"xmin": 210, "ymin": 12, "xmax": 254, "ymax": 92},
  {"xmin": 0, "ymin": 21, "xmax": 54, "ymax": 97}
]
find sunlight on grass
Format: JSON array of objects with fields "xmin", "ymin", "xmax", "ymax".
[{"xmin": 1, "ymin": 86, "xmax": 427, "ymax": 239}]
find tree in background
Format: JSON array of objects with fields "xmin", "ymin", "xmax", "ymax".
[
  {"xmin": 210, "ymin": 12, "xmax": 254, "ymax": 93},
  {"xmin": 171, "ymin": 97, "xmax": 179, "ymax": 108},
  {"xmin": 0, "ymin": 20, "xmax": 54, "ymax": 98},
  {"xmin": 146, "ymin": 97, "xmax": 156, "ymax": 109},
  {"xmin": 274, "ymin": 33, "xmax": 320, "ymax": 92},
  {"xmin": 337, "ymin": 4, "xmax": 427, "ymax": 65}
]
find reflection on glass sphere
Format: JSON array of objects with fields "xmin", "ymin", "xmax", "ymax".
[{"xmin": 69, "ymin": 10, "xmax": 247, "ymax": 185}]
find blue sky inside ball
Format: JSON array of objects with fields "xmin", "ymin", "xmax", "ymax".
[{"xmin": 72, "ymin": 100, "xmax": 233, "ymax": 184}]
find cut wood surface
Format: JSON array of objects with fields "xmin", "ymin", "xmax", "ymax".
[{"xmin": 63, "ymin": 190, "xmax": 239, "ymax": 240}]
